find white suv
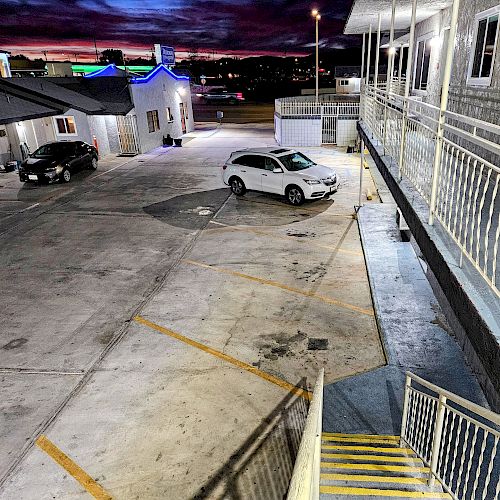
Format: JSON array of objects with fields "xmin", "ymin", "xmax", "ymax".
[{"xmin": 222, "ymin": 148, "xmax": 338, "ymax": 205}]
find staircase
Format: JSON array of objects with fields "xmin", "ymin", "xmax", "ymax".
[
  {"xmin": 286, "ymin": 371, "xmax": 500, "ymax": 500},
  {"xmin": 319, "ymin": 433, "xmax": 450, "ymax": 498}
]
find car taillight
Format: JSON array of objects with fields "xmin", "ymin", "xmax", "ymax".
[{"xmin": 236, "ymin": 93, "xmax": 243, "ymax": 99}]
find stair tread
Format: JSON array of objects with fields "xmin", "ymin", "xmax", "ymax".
[
  {"xmin": 320, "ymin": 485, "xmax": 451, "ymax": 498},
  {"xmin": 320, "ymin": 473, "xmax": 427, "ymax": 485},
  {"xmin": 322, "ymin": 445, "xmax": 415, "ymax": 454},
  {"xmin": 322, "ymin": 436, "xmax": 402, "ymax": 445},
  {"xmin": 321, "ymin": 462, "xmax": 430, "ymax": 473},
  {"xmin": 322, "ymin": 433, "xmax": 400, "ymax": 440},
  {"xmin": 321, "ymin": 453, "xmax": 422, "ymax": 463}
]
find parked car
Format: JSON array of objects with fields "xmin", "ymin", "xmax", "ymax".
[
  {"xmin": 18, "ymin": 141, "xmax": 98, "ymax": 184},
  {"xmin": 201, "ymin": 88, "xmax": 245, "ymax": 104},
  {"xmin": 222, "ymin": 148, "xmax": 338, "ymax": 205}
]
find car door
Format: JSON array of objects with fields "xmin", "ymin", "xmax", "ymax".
[
  {"xmin": 233, "ymin": 154, "xmax": 264, "ymax": 190},
  {"xmin": 261, "ymin": 157, "xmax": 284, "ymax": 194},
  {"xmin": 75, "ymin": 142, "xmax": 91, "ymax": 170}
]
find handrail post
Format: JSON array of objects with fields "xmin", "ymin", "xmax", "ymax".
[
  {"xmin": 428, "ymin": 0, "xmax": 461, "ymax": 225},
  {"xmin": 428, "ymin": 394, "xmax": 447, "ymax": 488},
  {"xmin": 400, "ymin": 374, "xmax": 411, "ymax": 447}
]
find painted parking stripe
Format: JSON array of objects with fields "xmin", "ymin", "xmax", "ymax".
[
  {"xmin": 182, "ymin": 259, "xmax": 375, "ymax": 317},
  {"xmin": 133, "ymin": 315, "xmax": 311, "ymax": 400},
  {"xmin": 208, "ymin": 220, "xmax": 363, "ymax": 256},
  {"xmin": 36, "ymin": 435, "xmax": 112, "ymax": 499}
]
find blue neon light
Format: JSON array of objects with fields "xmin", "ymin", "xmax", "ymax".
[
  {"xmin": 130, "ymin": 64, "xmax": 190, "ymax": 84},
  {"xmin": 83, "ymin": 64, "xmax": 118, "ymax": 78}
]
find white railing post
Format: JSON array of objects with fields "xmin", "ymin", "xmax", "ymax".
[
  {"xmin": 428, "ymin": 0, "xmax": 461, "ymax": 225},
  {"xmin": 400, "ymin": 374, "xmax": 412, "ymax": 447},
  {"xmin": 358, "ymin": 139, "xmax": 365, "ymax": 208},
  {"xmin": 429, "ymin": 394, "xmax": 447, "ymax": 488},
  {"xmin": 361, "ymin": 32, "xmax": 366, "ymax": 86},
  {"xmin": 374, "ymin": 14, "xmax": 381, "ymax": 89},
  {"xmin": 366, "ymin": 24, "xmax": 372, "ymax": 84}
]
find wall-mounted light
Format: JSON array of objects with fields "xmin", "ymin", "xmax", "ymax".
[
  {"xmin": 388, "ymin": 47, "xmax": 396, "ymax": 55},
  {"xmin": 177, "ymin": 87, "xmax": 186, "ymax": 96},
  {"xmin": 429, "ymin": 36, "xmax": 441, "ymax": 49}
]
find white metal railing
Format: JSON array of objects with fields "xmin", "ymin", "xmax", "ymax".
[
  {"xmin": 275, "ymin": 96, "xmax": 359, "ymax": 119},
  {"xmin": 287, "ymin": 369, "xmax": 324, "ymax": 500},
  {"xmin": 400, "ymin": 372, "xmax": 500, "ymax": 500},
  {"xmin": 361, "ymin": 84, "xmax": 500, "ymax": 296}
]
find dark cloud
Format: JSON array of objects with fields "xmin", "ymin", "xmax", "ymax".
[{"xmin": 0, "ymin": 0, "xmax": 355, "ymax": 57}]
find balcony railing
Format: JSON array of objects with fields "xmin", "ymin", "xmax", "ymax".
[{"xmin": 361, "ymin": 84, "xmax": 500, "ymax": 297}]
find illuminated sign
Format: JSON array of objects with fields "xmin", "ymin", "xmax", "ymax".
[{"xmin": 154, "ymin": 45, "xmax": 175, "ymax": 66}]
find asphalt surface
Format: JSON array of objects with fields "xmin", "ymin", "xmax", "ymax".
[
  {"xmin": 0, "ymin": 123, "xmax": 383, "ymax": 499},
  {"xmin": 192, "ymin": 102, "xmax": 274, "ymax": 123}
]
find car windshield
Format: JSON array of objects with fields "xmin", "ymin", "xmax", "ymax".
[
  {"xmin": 32, "ymin": 143, "xmax": 73, "ymax": 158},
  {"xmin": 280, "ymin": 152, "xmax": 315, "ymax": 171}
]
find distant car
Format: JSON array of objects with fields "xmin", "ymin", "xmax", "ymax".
[
  {"xmin": 201, "ymin": 88, "xmax": 245, "ymax": 104},
  {"xmin": 18, "ymin": 141, "xmax": 98, "ymax": 184},
  {"xmin": 222, "ymin": 148, "xmax": 338, "ymax": 205}
]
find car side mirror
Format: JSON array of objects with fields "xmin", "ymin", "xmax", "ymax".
[{"xmin": 273, "ymin": 167, "xmax": 283, "ymax": 173}]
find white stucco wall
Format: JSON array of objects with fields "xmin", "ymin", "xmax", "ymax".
[
  {"xmin": 52, "ymin": 109, "xmax": 93, "ymax": 145},
  {"xmin": 0, "ymin": 125, "xmax": 10, "ymax": 165},
  {"xmin": 88, "ymin": 115, "xmax": 113, "ymax": 157},
  {"xmin": 129, "ymin": 70, "xmax": 194, "ymax": 154}
]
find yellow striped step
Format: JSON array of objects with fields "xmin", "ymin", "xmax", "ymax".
[
  {"xmin": 322, "ymin": 433, "xmax": 400, "ymax": 445},
  {"xmin": 322, "ymin": 444, "xmax": 415, "ymax": 454},
  {"xmin": 321, "ymin": 473, "xmax": 428, "ymax": 485},
  {"xmin": 321, "ymin": 462, "xmax": 430, "ymax": 473},
  {"xmin": 322, "ymin": 433, "xmax": 400, "ymax": 440},
  {"xmin": 320, "ymin": 485, "xmax": 451, "ymax": 498},
  {"xmin": 321, "ymin": 453, "xmax": 422, "ymax": 463}
]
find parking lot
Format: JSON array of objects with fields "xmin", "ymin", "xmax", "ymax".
[{"xmin": 0, "ymin": 123, "xmax": 384, "ymax": 499}]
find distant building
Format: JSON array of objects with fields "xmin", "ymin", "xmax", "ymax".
[
  {"xmin": 0, "ymin": 50, "xmax": 11, "ymax": 78},
  {"xmin": 0, "ymin": 64, "xmax": 193, "ymax": 166}
]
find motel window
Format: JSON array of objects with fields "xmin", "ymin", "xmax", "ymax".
[
  {"xmin": 413, "ymin": 36, "xmax": 433, "ymax": 92},
  {"xmin": 340, "ymin": 79, "xmax": 349, "ymax": 86},
  {"xmin": 55, "ymin": 116, "xmax": 77, "ymax": 135},
  {"xmin": 468, "ymin": 6, "xmax": 500, "ymax": 86},
  {"xmin": 147, "ymin": 110, "xmax": 160, "ymax": 133},
  {"xmin": 166, "ymin": 107, "xmax": 173, "ymax": 122}
]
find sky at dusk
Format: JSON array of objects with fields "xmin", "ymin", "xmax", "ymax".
[{"xmin": 0, "ymin": 0, "xmax": 356, "ymax": 61}]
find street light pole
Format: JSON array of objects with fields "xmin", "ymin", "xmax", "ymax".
[{"xmin": 312, "ymin": 9, "xmax": 321, "ymax": 101}]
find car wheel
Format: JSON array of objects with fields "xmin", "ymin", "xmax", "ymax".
[
  {"xmin": 90, "ymin": 157, "xmax": 98, "ymax": 170},
  {"xmin": 230, "ymin": 177, "xmax": 246, "ymax": 196},
  {"xmin": 287, "ymin": 186, "xmax": 304, "ymax": 206},
  {"xmin": 61, "ymin": 168, "xmax": 71, "ymax": 183}
]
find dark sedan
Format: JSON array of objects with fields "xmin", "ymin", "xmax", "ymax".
[{"xmin": 19, "ymin": 141, "xmax": 98, "ymax": 184}]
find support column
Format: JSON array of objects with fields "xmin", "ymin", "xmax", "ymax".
[
  {"xmin": 374, "ymin": 14, "xmax": 382, "ymax": 88},
  {"xmin": 361, "ymin": 32, "xmax": 366, "ymax": 83},
  {"xmin": 365, "ymin": 24, "xmax": 372, "ymax": 83},
  {"xmin": 429, "ymin": 0, "xmax": 460, "ymax": 225},
  {"xmin": 383, "ymin": 0, "xmax": 397, "ymax": 149},
  {"xmin": 398, "ymin": 0, "xmax": 418, "ymax": 180}
]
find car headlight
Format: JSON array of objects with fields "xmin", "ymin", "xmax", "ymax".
[
  {"xmin": 55, "ymin": 165, "xmax": 63, "ymax": 174},
  {"xmin": 304, "ymin": 179, "xmax": 321, "ymax": 185}
]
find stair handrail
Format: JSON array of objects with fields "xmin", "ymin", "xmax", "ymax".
[
  {"xmin": 400, "ymin": 371, "xmax": 500, "ymax": 499},
  {"xmin": 287, "ymin": 368, "xmax": 324, "ymax": 500}
]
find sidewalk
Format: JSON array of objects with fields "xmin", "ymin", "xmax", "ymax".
[{"xmin": 322, "ymin": 202, "xmax": 488, "ymax": 435}]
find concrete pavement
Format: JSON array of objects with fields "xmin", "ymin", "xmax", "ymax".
[{"xmin": 0, "ymin": 124, "xmax": 383, "ymax": 499}]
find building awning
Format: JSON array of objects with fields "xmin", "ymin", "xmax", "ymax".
[
  {"xmin": 344, "ymin": 0, "xmax": 452, "ymax": 34},
  {"xmin": 0, "ymin": 92, "xmax": 61, "ymax": 125}
]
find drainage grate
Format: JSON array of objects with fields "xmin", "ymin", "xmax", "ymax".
[{"xmin": 307, "ymin": 338, "xmax": 328, "ymax": 350}]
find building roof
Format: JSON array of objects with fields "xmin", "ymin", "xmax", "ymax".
[
  {"xmin": 0, "ymin": 91, "xmax": 60, "ymax": 125},
  {"xmin": 344, "ymin": 0, "xmax": 452, "ymax": 34},
  {"xmin": 50, "ymin": 77, "xmax": 133, "ymax": 115},
  {"xmin": 0, "ymin": 78, "xmax": 105, "ymax": 113}
]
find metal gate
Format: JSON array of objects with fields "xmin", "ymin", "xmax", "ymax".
[
  {"xmin": 116, "ymin": 115, "xmax": 139, "ymax": 155},
  {"xmin": 321, "ymin": 105, "xmax": 338, "ymax": 144}
]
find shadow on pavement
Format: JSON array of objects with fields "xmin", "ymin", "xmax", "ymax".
[{"xmin": 191, "ymin": 379, "xmax": 309, "ymax": 500}]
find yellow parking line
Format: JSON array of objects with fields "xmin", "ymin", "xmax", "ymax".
[
  {"xmin": 208, "ymin": 221, "xmax": 363, "ymax": 257},
  {"xmin": 133, "ymin": 316, "xmax": 312, "ymax": 400},
  {"xmin": 182, "ymin": 259, "xmax": 374, "ymax": 317},
  {"xmin": 36, "ymin": 435, "xmax": 112, "ymax": 499}
]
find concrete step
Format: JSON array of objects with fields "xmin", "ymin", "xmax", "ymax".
[
  {"xmin": 322, "ymin": 444, "xmax": 416, "ymax": 455},
  {"xmin": 321, "ymin": 453, "xmax": 422, "ymax": 464},
  {"xmin": 322, "ymin": 433, "xmax": 401, "ymax": 446},
  {"xmin": 319, "ymin": 485, "xmax": 451, "ymax": 498},
  {"xmin": 321, "ymin": 462, "xmax": 430, "ymax": 474}
]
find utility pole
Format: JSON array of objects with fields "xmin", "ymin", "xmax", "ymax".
[{"xmin": 93, "ymin": 35, "xmax": 99, "ymax": 63}]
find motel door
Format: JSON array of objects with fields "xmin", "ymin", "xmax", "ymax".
[
  {"xmin": 116, "ymin": 115, "xmax": 139, "ymax": 155},
  {"xmin": 179, "ymin": 103, "xmax": 187, "ymax": 134}
]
